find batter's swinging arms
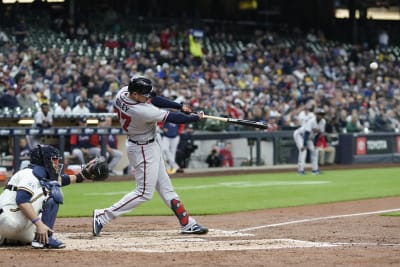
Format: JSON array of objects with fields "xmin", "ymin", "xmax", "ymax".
[{"xmin": 92, "ymin": 76, "xmax": 208, "ymax": 236}]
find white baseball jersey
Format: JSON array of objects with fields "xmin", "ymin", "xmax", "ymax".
[
  {"xmin": 0, "ymin": 168, "xmax": 47, "ymax": 243},
  {"xmin": 33, "ymin": 110, "xmax": 53, "ymax": 127},
  {"xmin": 297, "ymin": 111, "xmax": 315, "ymax": 126},
  {"xmin": 54, "ymin": 106, "xmax": 72, "ymax": 115},
  {"xmin": 113, "ymin": 86, "xmax": 169, "ymax": 141},
  {"xmin": 295, "ymin": 117, "xmax": 326, "ymax": 139}
]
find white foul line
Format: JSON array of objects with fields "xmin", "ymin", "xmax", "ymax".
[{"xmin": 238, "ymin": 208, "xmax": 400, "ymax": 233}]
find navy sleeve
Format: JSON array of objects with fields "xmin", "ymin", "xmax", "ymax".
[
  {"xmin": 166, "ymin": 112, "xmax": 200, "ymax": 124},
  {"xmin": 61, "ymin": 174, "xmax": 71, "ymax": 186},
  {"xmin": 16, "ymin": 190, "xmax": 33, "ymax": 205},
  {"xmin": 151, "ymin": 95, "xmax": 182, "ymax": 110},
  {"xmin": 303, "ymin": 131, "xmax": 310, "ymax": 147}
]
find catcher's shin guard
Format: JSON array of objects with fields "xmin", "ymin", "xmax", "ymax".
[{"xmin": 170, "ymin": 199, "xmax": 189, "ymax": 226}]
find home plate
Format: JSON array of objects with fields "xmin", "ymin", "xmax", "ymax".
[{"xmin": 55, "ymin": 230, "xmax": 337, "ymax": 252}]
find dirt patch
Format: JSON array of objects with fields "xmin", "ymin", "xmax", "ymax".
[
  {"xmin": 1, "ymin": 164, "xmax": 399, "ymax": 266},
  {"xmin": 1, "ymin": 197, "xmax": 399, "ymax": 267}
]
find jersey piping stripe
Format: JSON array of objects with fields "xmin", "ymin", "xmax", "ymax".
[
  {"xmin": 17, "ymin": 187, "xmax": 34, "ymax": 196},
  {"xmin": 110, "ymin": 145, "xmax": 147, "ymax": 212},
  {"xmin": 162, "ymin": 111, "xmax": 169, "ymax": 123},
  {"xmin": 10, "ymin": 192, "xmax": 46, "ymax": 212},
  {"xmin": 119, "ymin": 91, "xmax": 140, "ymax": 106}
]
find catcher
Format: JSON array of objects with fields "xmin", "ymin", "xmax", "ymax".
[{"xmin": 0, "ymin": 144, "xmax": 108, "ymax": 249}]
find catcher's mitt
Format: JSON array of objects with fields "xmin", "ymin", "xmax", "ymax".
[{"xmin": 81, "ymin": 156, "xmax": 109, "ymax": 181}]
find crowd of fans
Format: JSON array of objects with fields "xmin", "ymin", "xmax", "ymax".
[{"xmin": 0, "ymin": 15, "xmax": 400, "ymax": 136}]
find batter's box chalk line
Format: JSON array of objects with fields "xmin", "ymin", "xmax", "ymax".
[{"xmin": 54, "ymin": 230, "xmax": 337, "ymax": 252}]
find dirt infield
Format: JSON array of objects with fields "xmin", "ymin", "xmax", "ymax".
[{"xmin": 1, "ymin": 165, "xmax": 399, "ymax": 266}]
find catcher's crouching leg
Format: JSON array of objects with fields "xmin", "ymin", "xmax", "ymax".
[{"xmin": 33, "ymin": 194, "xmax": 66, "ymax": 249}]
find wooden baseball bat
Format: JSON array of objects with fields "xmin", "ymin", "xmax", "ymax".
[{"xmin": 202, "ymin": 114, "xmax": 268, "ymax": 129}]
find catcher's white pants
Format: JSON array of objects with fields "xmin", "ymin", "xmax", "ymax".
[
  {"xmin": 161, "ymin": 135, "xmax": 180, "ymax": 169},
  {"xmin": 0, "ymin": 197, "xmax": 45, "ymax": 244},
  {"xmin": 97, "ymin": 139, "xmax": 196, "ymax": 226},
  {"xmin": 293, "ymin": 130, "xmax": 318, "ymax": 172}
]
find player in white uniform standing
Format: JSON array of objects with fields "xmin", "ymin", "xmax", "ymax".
[
  {"xmin": 92, "ymin": 76, "xmax": 208, "ymax": 236},
  {"xmin": 0, "ymin": 144, "xmax": 93, "ymax": 248},
  {"xmin": 297, "ymin": 104, "xmax": 315, "ymax": 126},
  {"xmin": 293, "ymin": 108, "xmax": 326, "ymax": 175}
]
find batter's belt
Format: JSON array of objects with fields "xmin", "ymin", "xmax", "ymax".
[{"xmin": 128, "ymin": 138, "xmax": 155, "ymax": 145}]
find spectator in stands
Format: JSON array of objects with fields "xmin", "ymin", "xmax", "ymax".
[
  {"xmin": 175, "ymin": 124, "xmax": 198, "ymax": 171},
  {"xmin": 103, "ymin": 91, "xmax": 114, "ymax": 112},
  {"xmin": 16, "ymin": 84, "xmax": 36, "ymax": 111},
  {"xmin": 72, "ymin": 97, "xmax": 90, "ymax": 115},
  {"xmin": 346, "ymin": 109, "xmax": 362, "ymax": 133},
  {"xmin": 206, "ymin": 146, "xmax": 221, "ymax": 168},
  {"xmin": 69, "ymin": 117, "xmax": 101, "ymax": 165},
  {"xmin": 54, "ymin": 97, "xmax": 72, "ymax": 116},
  {"xmin": 188, "ymin": 30, "xmax": 203, "ymax": 66},
  {"xmin": 219, "ymin": 143, "xmax": 234, "ymax": 167},
  {"xmin": 315, "ymin": 134, "xmax": 336, "ymax": 165},
  {"xmin": 36, "ymin": 83, "xmax": 50, "ymax": 105},
  {"xmin": 50, "ymin": 84, "xmax": 63, "ymax": 104},
  {"xmin": 378, "ymin": 29, "xmax": 389, "ymax": 49},
  {"xmin": 0, "ymin": 17, "xmax": 399, "ymax": 140},
  {"xmin": 76, "ymin": 22, "xmax": 90, "ymax": 40},
  {"xmin": 13, "ymin": 17, "xmax": 28, "ymax": 45},
  {"xmin": 27, "ymin": 103, "xmax": 53, "ymax": 149},
  {"xmin": 0, "ymin": 86, "xmax": 18, "ymax": 109},
  {"xmin": 33, "ymin": 103, "xmax": 53, "ymax": 129},
  {"xmin": 0, "ymin": 28, "xmax": 9, "ymax": 46},
  {"xmin": 337, "ymin": 109, "xmax": 348, "ymax": 133}
]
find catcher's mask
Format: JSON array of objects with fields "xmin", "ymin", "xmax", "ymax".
[
  {"xmin": 128, "ymin": 76, "xmax": 153, "ymax": 97},
  {"xmin": 30, "ymin": 145, "xmax": 63, "ymax": 180}
]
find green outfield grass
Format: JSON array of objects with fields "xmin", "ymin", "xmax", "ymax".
[{"xmin": 59, "ymin": 167, "xmax": 400, "ymax": 217}]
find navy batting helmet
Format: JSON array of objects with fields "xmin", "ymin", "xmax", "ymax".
[{"xmin": 128, "ymin": 76, "xmax": 152, "ymax": 96}]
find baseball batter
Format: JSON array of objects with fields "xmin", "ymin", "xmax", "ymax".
[
  {"xmin": 293, "ymin": 108, "xmax": 326, "ymax": 175},
  {"xmin": 92, "ymin": 76, "xmax": 208, "ymax": 236}
]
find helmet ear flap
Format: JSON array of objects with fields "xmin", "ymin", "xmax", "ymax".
[{"xmin": 30, "ymin": 145, "xmax": 44, "ymax": 165}]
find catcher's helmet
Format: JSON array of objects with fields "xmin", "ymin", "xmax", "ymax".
[
  {"xmin": 128, "ymin": 76, "xmax": 152, "ymax": 96},
  {"xmin": 30, "ymin": 145, "xmax": 62, "ymax": 180}
]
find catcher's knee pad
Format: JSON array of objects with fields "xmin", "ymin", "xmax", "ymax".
[
  {"xmin": 48, "ymin": 181, "xmax": 64, "ymax": 204},
  {"xmin": 170, "ymin": 199, "xmax": 189, "ymax": 226}
]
